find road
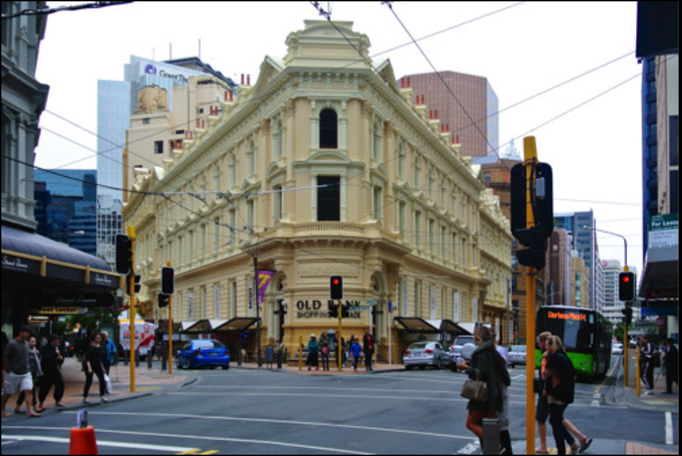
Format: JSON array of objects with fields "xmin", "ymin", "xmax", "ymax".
[{"xmin": 2, "ymin": 360, "xmax": 678, "ymax": 454}]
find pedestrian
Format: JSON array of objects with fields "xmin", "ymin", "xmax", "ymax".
[
  {"xmin": 83, "ymin": 332, "xmax": 108, "ymax": 404},
  {"xmin": 1, "ymin": 331, "xmax": 8, "ymax": 395},
  {"xmin": 307, "ymin": 334, "xmax": 319, "ymax": 371},
  {"xmin": 101, "ymin": 331, "xmax": 117, "ymax": 375},
  {"xmin": 1, "ymin": 325, "xmax": 41, "ymax": 418},
  {"xmin": 362, "ymin": 329, "xmax": 375, "ymax": 372},
  {"xmin": 343, "ymin": 335, "xmax": 352, "ymax": 368},
  {"xmin": 38, "ymin": 334, "xmax": 66, "ymax": 410},
  {"xmin": 495, "ymin": 338, "xmax": 513, "ymax": 455},
  {"xmin": 640, "ymin": 335, "xmax": 655, "ymax": 395},
  {"xmin": 320, "ymin": 332, "xmax": 330, "ymax": 372},
  {"xmin": 545, "ymin": 335, "xmax": 584, "ymax": 455},
  {"xmin": 662, "ymin": 338, "xmax": 678, "ymax": 394},
  {"xmin": 535, "ymin": 332, "xmax": 592, "ymax": 454},
  {"xmin": 455, "ymin": 326, "xmax": 509, "ymax": 445},
  {"xmin": 15, "ymin": 335, "xmax": 44, "ymax": 414},
  {"xmin": 350, "ymin": 337, "xmax": 363, "ymax": 372}
]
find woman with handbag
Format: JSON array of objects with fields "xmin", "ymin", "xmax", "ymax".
[{"xmin": 456, "ymin": 326, "xmax": 510, "ymax": 442}]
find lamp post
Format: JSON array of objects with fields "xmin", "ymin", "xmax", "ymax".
[{"xmin": 582, "ymin": 225, "xmax": 631, "ymax": 386}]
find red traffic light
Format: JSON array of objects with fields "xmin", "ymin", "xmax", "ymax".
[{"xmin": 621, "ymin": 275, "xmax": 630, "ymax": 283}]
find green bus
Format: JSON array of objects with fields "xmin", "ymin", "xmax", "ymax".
[{"xmin": 536, "ymin": 305, "xmax": 613, "ymax": 379}]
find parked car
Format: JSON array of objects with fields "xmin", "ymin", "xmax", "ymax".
[
  {"xmin": 507, "ymin": 345, "xmax": 527, "ymax": 368},
  {"xmin": 403, "ymin": 341, "xmax": 451, "ymax": 370},
  {"xmin": 177, "ymin": 339, "xmax": 230, "ymax": 370},
  {"xmin": 612, "ymin": 342, "xmax": 624, "ymax": 355},
  {"xmin": 448, "ymin": 335, "xmax": 476, "ymax": 371}
]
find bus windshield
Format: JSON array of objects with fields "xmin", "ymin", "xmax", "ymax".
[{"xmin": 540, "ymin": 308, "xmax": 594, "ymax": 351}]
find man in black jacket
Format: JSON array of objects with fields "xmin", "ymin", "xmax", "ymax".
[
  {"xmin": 663, "ymin": 338, "xmax": 678, "ymax": 394},
  {"xmin": 640, "ymin": 335, "xmax": 655, "ymax": 395}
]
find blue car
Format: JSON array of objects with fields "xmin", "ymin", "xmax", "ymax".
[{"xmin": 177, "ymin": 339, "xmax": 230, "ymax": 370}]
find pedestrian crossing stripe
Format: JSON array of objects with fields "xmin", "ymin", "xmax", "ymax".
[{"xmin": 177, "ymin": 450, "xmax": 218, "ymax": 455}]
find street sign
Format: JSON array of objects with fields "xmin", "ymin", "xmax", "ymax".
[
  {"xmin": 349, "ymin": 306, "xmax": 370, "ymax": 312},
  {"xmin": 366, "ymin": 299, "xmax": 379, "ymax": 306}
]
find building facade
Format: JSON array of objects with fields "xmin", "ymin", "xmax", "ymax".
[
  {"xmin": 2, "ymin": 2, "xmax": 118, "ymax": 332},
  {"xmin": 96, "ymin": 56, "xmax": 235, "ymax": 268},
  {"xmin": 399, "ymin": 71, "xmax": 499, "ymax": 158},
  {"xmin": 123, "ymin": 21, "xmax": 512, "ymax": 361}
]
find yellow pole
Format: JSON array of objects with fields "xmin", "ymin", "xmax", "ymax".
[
  {"xmin": 338, "ymin": 301, "xmax": 343, "ymax": 372},
  {"xmin": 623, "ymin": 265, "xmax": 629, "ymax": 387},
  {"xmin": 128, "ymin": 225, "xmax": 136, "ymax": 393},
  {"xmin": 299, "ymin": 335, "xmax": 303, "ymax": 371},
  {"xmin": 635, "ymin": 347, "xmax": 642, "ymax": 397},
  {"xmin": 523, "ymin": 136, "xmax": 538, "ymax": 455},
  {"xmin": 167, "ymin": 261, "xmax": 173, "ymax": 375}
]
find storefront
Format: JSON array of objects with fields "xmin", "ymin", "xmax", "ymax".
[{"xmin": 2, "ymin": 225, "xmax": 120, "ymax": 332}]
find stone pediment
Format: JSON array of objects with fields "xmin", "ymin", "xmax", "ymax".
[{"xmin": 307, "ymin": 150, "xmax": 352, "ymax": 165}]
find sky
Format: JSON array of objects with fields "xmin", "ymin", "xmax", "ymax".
[{"xmin": 34, "ymin": 1, "xmax": 644, "ymax": 274}]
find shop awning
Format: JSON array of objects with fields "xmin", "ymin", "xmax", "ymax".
[
  {"xmin": 182, "ymin": 319, "xmax": 228, "ymax": 334},
  {"xmin": 639, "ymin": 246, "xmax": 678, "ymax": 300},
  {"xmin": 2, "ymin": 225, "xmax": 119, "ymax": 303},
  {"xmin": 212, "ymin": 317, "xmax": 259, "ymax": 333},
  {"xmin": 394, "ymin": 318, "xmax": 472, "ymax": 336}
]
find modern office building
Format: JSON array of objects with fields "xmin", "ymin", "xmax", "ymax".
[
  {"xmin": 34, "ymin": 169, "xmax": 98, "ymax": 256},
  {"xmin": 123, "ymin": 20, "xmax": 513, "ymax": 361},
  {"xmin": 96, "ymin": 55, "xmax": 235, "ymax": 267},
  {"xmin": 554, "ymin": 211, "xmax": 600, "ymax": 309},
  {"xmin": 636, "ymin": 2, "xmax": 678, "ymax": 341},
  {"xmin": 399, "ymin": 71, "xmax": 499, "ymax": 158}
]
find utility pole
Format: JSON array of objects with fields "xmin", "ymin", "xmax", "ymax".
[{"xmin": 254, "ymin": 255, "xmax": 262, "ymax": 368}]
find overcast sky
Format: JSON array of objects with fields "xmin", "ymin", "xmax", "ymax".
[{"xmin": 35, "ymin": 1, "xmax": 644, "ymax": 273}]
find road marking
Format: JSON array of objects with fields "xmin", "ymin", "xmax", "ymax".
[
  {"xmin": 3, "ymin": 426, "xmax": 370, "ymax": 455},
  {"xmin": 0, "ymin": 434, "xmax": 193, "ymax": 453},
  {"xmin": 665, "ymin": 412, "xmax": 673, "ymax": 445},
  {"xmin": 64, "ymin": 411, "xmax": 472, "ymax": 442},
  {"xmin": 170, "ymin": 391, "xmax": 467, "ymax": 402}
]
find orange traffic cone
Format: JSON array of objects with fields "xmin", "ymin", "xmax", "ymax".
[{"xmin": 69, "ymin": 426, "xmax": 98, "ymax": 455}]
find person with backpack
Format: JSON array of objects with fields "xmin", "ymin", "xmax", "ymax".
[{"xmin": 545, "ymin": 335, "xmax": 580, "ymax": 455}]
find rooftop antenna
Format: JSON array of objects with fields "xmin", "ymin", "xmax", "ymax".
[
  {"xmin": 169, "ymin": 43, "xmax": 172, "ymax": 60},
  {"xmin": 198, "ymin": 38, "xmax": 201, "ymax": 60}
]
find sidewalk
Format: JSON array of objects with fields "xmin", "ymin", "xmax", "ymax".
[{"xmin": 1, "ymin": 356, "xmax": 195, "ymax": 419}]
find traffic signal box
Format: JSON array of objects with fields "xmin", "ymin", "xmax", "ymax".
[
  {"xmin": 330, "ymin": 275, "xmax": 343, "ymax": 300},
  {"xmin": 115, "ymin": 234, "xmax": 132, "ymax": 274},
  {"xmin": 511, "ymin": 160, "xmax": 553, "ymax": 270},
  {"xmin": 618, "ymin": 271, "xmax": 636, "ymax": 302},
  {"xmin": 161, "ymin": 267, "xmax": 175, "ymax": 295}
]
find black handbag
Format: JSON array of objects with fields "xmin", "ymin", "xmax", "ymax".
[{"xmin": 460, "ymin": 369, "xmax": 488, "ymax": 402}]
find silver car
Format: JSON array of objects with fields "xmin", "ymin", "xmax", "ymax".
[
  {"xmin": 403, "ymin": 342, "xmax": 451, "ymax": 370},
  {"xmin": 508, "ymin": 345, "xmax": 527, "ymax": 368}
]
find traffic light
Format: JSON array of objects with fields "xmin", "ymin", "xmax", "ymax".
[
  {"xmin": 511, "ymin": 161, "xmax": 554, "ymax": 262},
  {"xmin": 330, "ymin": 275, "xmax": 343, "ymax": 300},
  {"xmin": 115, "ymin": 234, "xmax": 132, "ymax": 274},
  {"xmin": 622, "ymin": 305, "xmax": 633, "ymax": 326},
  {"xmin": 161, "ymin": 267, "xmax": 175, "ymax": 295},
  {"xmin": 158, "ymin": 293, "xmax": 170, "ymax": 308},
  {"xmin": 618, "ymin": 271, "xmax": 636, "ymax": 302},
  {"xmin": 328, "ymin": 303, "xmax": 339, "ymax": 318},
  {"xmin": 127, "ymin": 272, "xmax": 141, "ymax": 295},
  {"xmin": 515, "ymin": 227, "xmax": 548, "ymax": 270}
]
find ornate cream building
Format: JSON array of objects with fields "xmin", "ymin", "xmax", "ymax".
[{"xmin": 123, "ymin": 21, "xmax": 512, "ymax": 362}]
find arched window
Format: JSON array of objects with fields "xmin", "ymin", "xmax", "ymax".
[{"xmin": 319, "ymin": 109, "xmax": 338, "ymax": 149}]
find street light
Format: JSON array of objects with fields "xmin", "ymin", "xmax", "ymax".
[
  {"xmin": 582, "ymin": 225, "xmax": 628, "ymax": 269},
  {"xmin": 582, "ymin": 225, "xmax": 631, "ymax": 387}
]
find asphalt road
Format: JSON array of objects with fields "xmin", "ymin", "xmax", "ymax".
[{"xmin": 2, "ymin": 362, "xmax": 678, "ymax": 454}]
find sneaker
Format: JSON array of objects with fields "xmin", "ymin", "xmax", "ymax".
[
  {"xmin": 643, "ymin": 390, "xmax": 654, "ymax": 396},
  {"xmin": 82, "ymin": 399, "xmax": 90, "ymax": 404},
  {"xmin": 101, "ymin": 397, "xmax": 109, "ymax": 403}
]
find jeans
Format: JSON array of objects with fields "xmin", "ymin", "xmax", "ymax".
[{"xmin": 549, "ymin": 402, "xmax": 575, "ymax": 455}]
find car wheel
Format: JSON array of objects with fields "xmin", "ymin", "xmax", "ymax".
[{"xmin": 222, "ymin": 365, "xmax": 230, "ymax": 370}]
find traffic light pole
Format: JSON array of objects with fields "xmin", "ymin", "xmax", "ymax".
[
  {"xmin": 167, "ymin": 261, "xmax": 173, "ymax": 375},
  {"xmin": 128, "ymin": 225, "xmax": 136, "ymax": 393},
  {"xmin": 523, "ymin": 137, "xmax": 538, "ymax": 455}
]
